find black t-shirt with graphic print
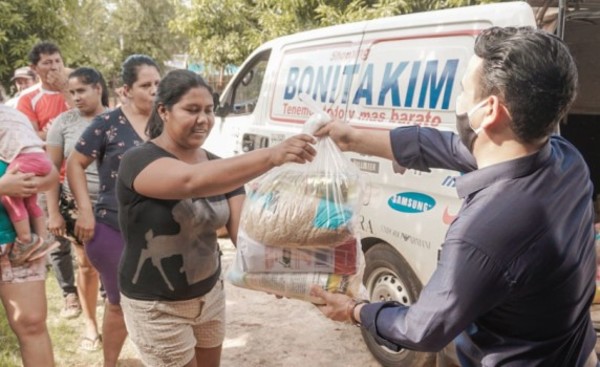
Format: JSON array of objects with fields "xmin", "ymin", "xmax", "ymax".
[{"xmin": 117, "ymin": 142, "xmax": 244, "ymax": 301}]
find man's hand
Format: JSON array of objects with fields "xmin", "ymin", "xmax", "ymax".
[
  {"xmin": 0, "ymin": 165, "xmax": 37, "ymax": 197},
  {"xmin": 310, "ymin": 285, "xmax": 355, "ymax": 323},
  {"xmin": 46, "ymin": 69, "xmax": 69, "ymax": 92},
  {"xmin": 313, "ymin": 120, "xmax": 358, "ymax": 152}
]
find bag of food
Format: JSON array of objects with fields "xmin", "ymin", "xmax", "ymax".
[
  {"xmin": 239, "ymin": 112, "xmax": 365, "ymax": 249},
  {"xmin": 228, "ymin": 104, "xmax": 368, "ymax": 303}
]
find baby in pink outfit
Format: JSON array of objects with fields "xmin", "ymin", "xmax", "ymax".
[{"xmin": 0, "ymin": 106, "xmax": 58, "ymax": 265}]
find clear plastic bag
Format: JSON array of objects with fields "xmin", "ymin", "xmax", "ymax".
[
  {"xmin": 228, "ymin": 107, "xmax": 367, "ymax": 302},
  {"xmin": 234, "ymin": 229, "xmax": 359, "ymax": 274},
  {"xmin": 227, "ymin": 231, "xmax": 365, "ymax": 304},
  {"xmin": 239, "ymin": 115, "xmax": 365, "ymax": 249}
]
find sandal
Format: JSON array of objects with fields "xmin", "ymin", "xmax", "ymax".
[
  {"xmin": 9, "ymin": 234, "xmax": 43, "ymax": 266},
  {"xmin": 27, "ymin": 239, "xmax": 60, "ymax": 262},
  {"xmin": 79, "ymin": 335, "xmax": 102, "ymax": 351}
]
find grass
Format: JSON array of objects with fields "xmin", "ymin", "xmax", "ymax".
[{"xmin": 0, "ymin": 268, "xmax": 141, "ymax": 367}]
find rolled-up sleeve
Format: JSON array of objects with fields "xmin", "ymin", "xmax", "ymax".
[
  {"xmin": 390, "ymin": 126, "xmax": 477, "ymax": 173},
  {"xmin": 360, "ymin": 240, "xmax": 510, "ymax": 352}
]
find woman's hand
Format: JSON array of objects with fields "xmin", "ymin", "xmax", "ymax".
[
  {"xmin": 74, "ymin": 208, "xmax": 96, "ymax": 244},
  {"xmin": 0, "ymin": 165, "xmax": 37, "ymax": 197},
  {"xmin": 269, "ymin": 134, "xmax": 317, "ymax": 166},
  {"xmin": 48, "ymin": 212, "xmax": 66, "ymax": 237}
]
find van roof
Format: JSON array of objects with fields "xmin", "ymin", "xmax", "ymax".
[
  {"xmin": 254, "ymin": 2, "xmax": 535, "ymax": 53},
  {"xmin": 243, "ymin": 0, "xmax": 598, "ymax": 114}
]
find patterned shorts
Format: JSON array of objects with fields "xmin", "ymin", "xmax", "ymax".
[
  {"xmin": 120, "ymin": 278, "xmax": 226, "ymax": 367},
  {"xmin": 0, "ymin": 244, "xmax": 46, "ymax": 283}
]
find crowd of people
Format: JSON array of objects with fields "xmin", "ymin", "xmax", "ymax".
[
  {"xmin": 0, "ymin": 41, "xmax": 316, "ymax": 367},
  {"xmin": 0, "ymin": 26, "xmax": 599, "ymax": 367}
]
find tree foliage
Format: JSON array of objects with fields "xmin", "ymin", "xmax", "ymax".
[
  {"xmin": 171, "ymin": 0, "xmax": 258, "ymax": 72},
  {"xmin": 0, "ymin": 0, "xmax": 76, "ymax": 94},
  {"xmin": 68, "ymin": 0, "xmax": 184, "ymax": 88},
  {"xmin": 171, "ymin": 0, "xmax": 494, "ymax": 74},
  {"xmin": 1, "ymin": 0, "xmax": 183, "ymax": 96},
  {"xmin": 110, "ymin": 0, "xmax": 185, "ymax": 73}
]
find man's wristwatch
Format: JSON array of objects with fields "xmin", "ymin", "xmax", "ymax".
[{"xmin": 349, "ymin": 299, "xmax": 370, "ymax": 327}]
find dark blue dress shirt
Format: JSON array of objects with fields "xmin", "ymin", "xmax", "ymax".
[{"xmin": 360, "ymin": 126, "xmax": 596, "ymax": 366}]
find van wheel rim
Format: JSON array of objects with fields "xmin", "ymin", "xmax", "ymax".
[{"xmin": 367, "ymin": 268, "xmax": 411, "ymax": 305}]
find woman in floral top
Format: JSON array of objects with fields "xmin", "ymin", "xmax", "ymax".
[{"xmin": 66, "ymin": 54, "xmax": 160, "ymax": 367}]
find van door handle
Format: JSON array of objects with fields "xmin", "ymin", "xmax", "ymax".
[{"xmin": 242, "ymin": 133, "xmax": 269, "ymax": 152}]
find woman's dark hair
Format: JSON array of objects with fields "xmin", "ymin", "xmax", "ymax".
[
  {"xmin": 474, "ymin": 26, "xmax": 578, "ymax": 143},
  {"xmin": 69, "ymin": 67, "xmax": 109, "ymax": 107},
  {"xmin": 146, "ymin": 69, "xmax": 213, "ymax": 139},
  {"xmin": 121, "ymin": 54, "xmax": 160, "ymax": 87}
]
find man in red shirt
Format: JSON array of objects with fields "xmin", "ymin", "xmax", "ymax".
[
  {"xmin": 17, "ymin": 41, "xmax": 81, "ymax": 319},
  {"xmin": 17, "ymin": 42, "xmax": 71, "ymax": 140}
]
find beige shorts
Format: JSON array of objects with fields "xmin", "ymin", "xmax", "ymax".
[
  {"xmin": 0, "ymin": 244, "xmax": 46, "ymax": 284},
  {"xmin": 121, "ymin": 278, "xmax": 226, "ymax": 367}
]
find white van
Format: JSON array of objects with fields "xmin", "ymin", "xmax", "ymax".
[{"xmin": 204, "ymin": 1, "xmax": 600, "ymax": 365}]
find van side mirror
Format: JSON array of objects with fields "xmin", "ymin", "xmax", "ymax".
[{"xmin": 213, "ymin": 92, "xmax": 229, "ymax": 117}]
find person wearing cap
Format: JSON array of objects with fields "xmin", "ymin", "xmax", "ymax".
[
  {"xmin": 12, "ymin": 67, "xmax": 37, "ymax": 93},
  {"xmin": 4, "ymin": 67, "xmax": 38, "ymax": 109}
]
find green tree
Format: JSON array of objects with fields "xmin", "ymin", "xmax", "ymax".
[
  {"xmin": 171, "ymin": 0, "xmax": 495, "ymax": 80},
  {"xmin": 60, "ymin": 0, "xmax": 187, "ymax": 95},
  {"xmin": 0, "ymin": 0, "xmax": 76, "ymax": 95},
  {"xmin": 171, "ymin": 0, "xmax": 257, "ymax": 73},
  {"xmin": 63, "ymin": 0, "xmax": 117, "ymax": 84},
  {"xmin": 316, "ymin": 0, "xmax": 407, "ymax": 26},
  {"xmin": 111, "ymin": 0, "xmax": 184, "ymax": 65}
]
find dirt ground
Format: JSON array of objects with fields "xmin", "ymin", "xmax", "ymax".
[
  {"xmin": 220, "ymin": 235, "xmax": 600, "ymax": 367},
  {"xmin": 52, "ymin": 234, "xmax": 600, "ymax": 367},
  {"xmin": 219, "ymin": 238, "xmax": 381, "ymax": 367}
]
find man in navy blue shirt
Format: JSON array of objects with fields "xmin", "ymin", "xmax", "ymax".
[{"xmin": 312, "ymin": 27, "xmax": 597, "ymax": 366}]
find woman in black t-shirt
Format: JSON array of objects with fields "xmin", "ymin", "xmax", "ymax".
[
  {"xmin": 67, "ymin": 54, "xmax": 161, "ymax": 366},
  {"xmin": 116, "ymin": 69, "xmax": 316, "ymax": 367}
]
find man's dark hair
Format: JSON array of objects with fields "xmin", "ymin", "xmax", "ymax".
[
  {"xmin": 28, "ymin": 41, "xmax": 62, "ymax": 66},
  {"xmin": 474, "ymin": 27, "xmax": 578, "ymax": 143},
  {"xmin": 146, "ymin": 69, "xmax": 213, "ymax": 139}
]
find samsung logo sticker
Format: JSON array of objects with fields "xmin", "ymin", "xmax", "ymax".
[{"xmin": 388, "ymin": 192, "xmax": 436, "ymax": 213}]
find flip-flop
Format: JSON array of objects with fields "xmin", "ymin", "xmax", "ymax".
[{"xmin": 79, "ymin": 335, "xmax": 102, "ymax": 351}]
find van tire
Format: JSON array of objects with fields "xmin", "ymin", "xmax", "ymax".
[{"xmin": 361, "ymin": 243, "xmax": 436, "ymax": 367}]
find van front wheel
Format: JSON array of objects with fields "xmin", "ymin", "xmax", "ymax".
[{"xmin": 361, "ymin": 243, "xmax": 436, "ymax": 367}]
